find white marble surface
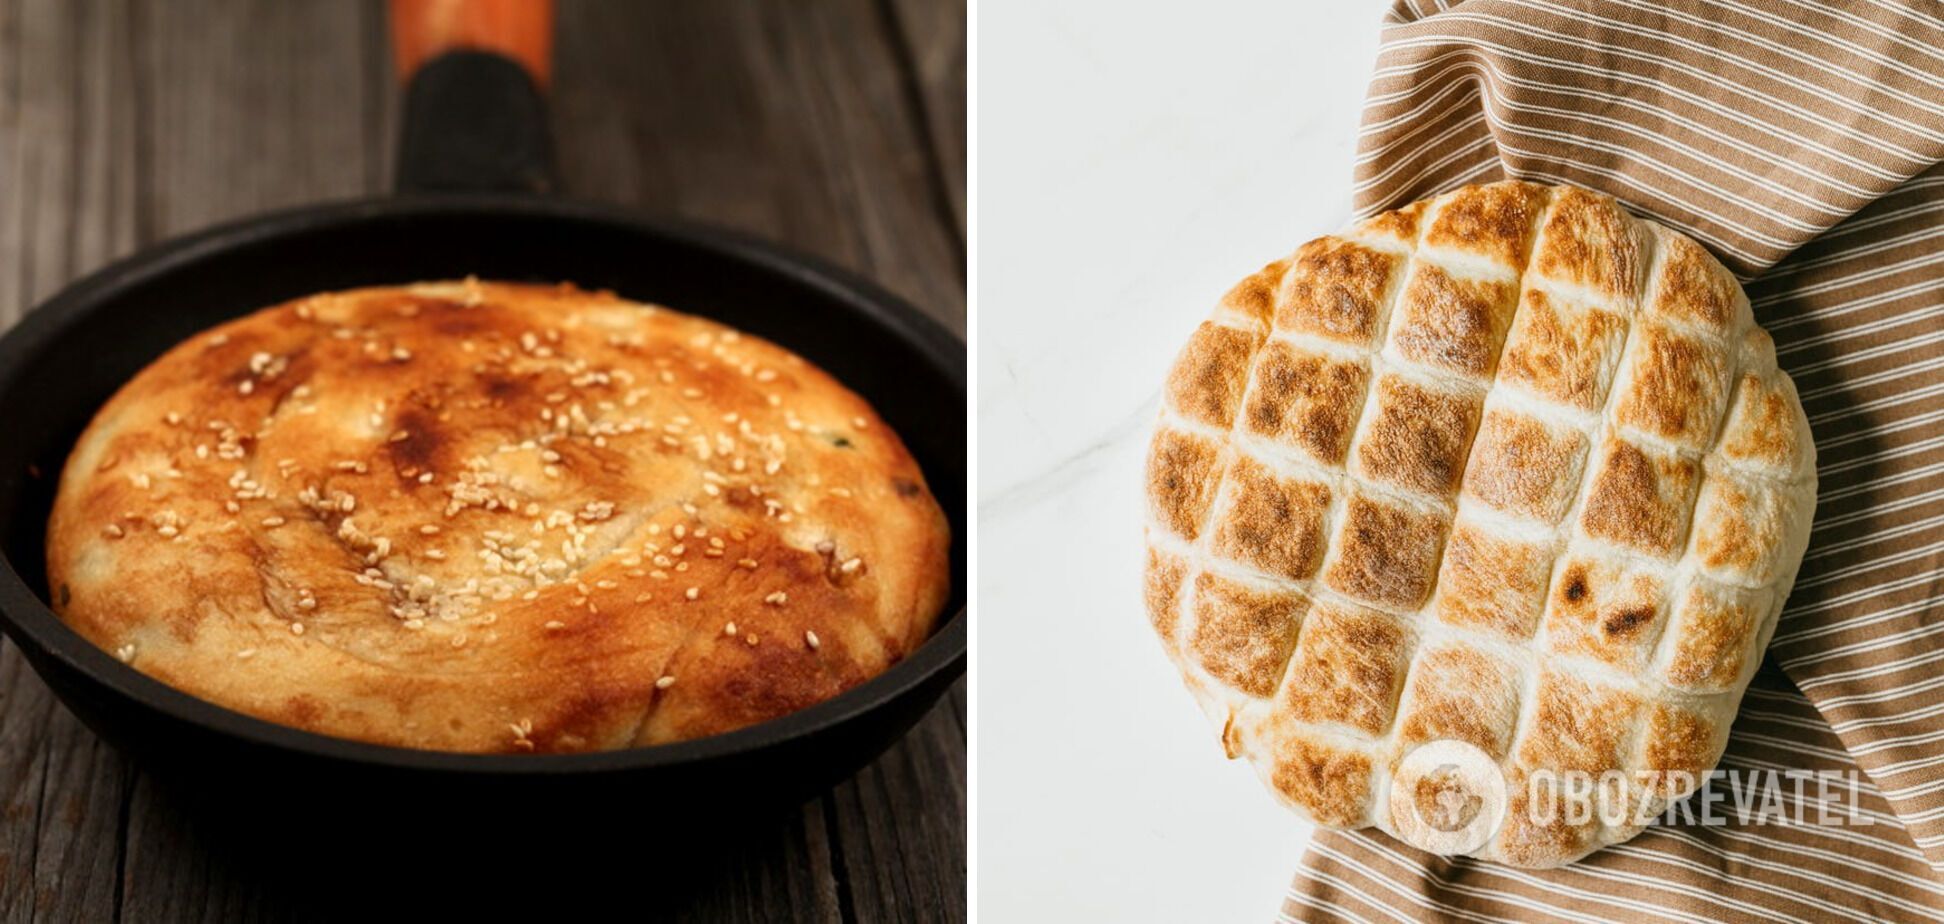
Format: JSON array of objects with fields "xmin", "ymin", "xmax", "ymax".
[{"xmin": 976, "ymin": 3, "xmax": 1387, "ymax": 920}]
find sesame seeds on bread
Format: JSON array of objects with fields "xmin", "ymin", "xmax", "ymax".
[
  {"xmin": 1143, "ymin": 182, "xmax": 1816, "ymax": 867},
  {"xmin": 47, "ymin": 280, "xmax": 951, "ymax": 753}
]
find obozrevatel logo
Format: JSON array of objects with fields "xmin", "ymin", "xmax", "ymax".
[{"xmin": 1389, "ymin": 740, "xmax": 1508, "ymax": 855}]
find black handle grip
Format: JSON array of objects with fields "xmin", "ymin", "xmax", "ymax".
[{"xmin": 395, "ymin": 50, "xmax": 556, "ymax": 195}]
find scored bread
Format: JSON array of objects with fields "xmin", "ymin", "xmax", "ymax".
[
  {"xmin": 1143, "ymin": 181, "xmax": 1815, "ymax": 867},
  {"xmin": 48, "ymin": 280, "xmax": 950, "ymax": 753}
]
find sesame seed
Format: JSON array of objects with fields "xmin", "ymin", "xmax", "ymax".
[
  {"xmin": 738, "ymin": 558, "xmax": 759, "ymax": 570},
  {"xmin": 805, "ymin": 630, "xmax": 820, "ymax": 650},
  {"xmin": 291, "ymin": 623, "xmax": 305, "ymax": 635},
  {"xmin": 236, "ymin": 648, "xmax": 257, "ymax": 659},
  {"xmin": 261, "ymin": 516, "xmax": 286, "ymax": 528},
  {"xmin": 103, "ymin": 524, "xmax": 125, "ymax": 539},
  {"xmin": 745, "ymin": 634, "xmax": 759, "ymax": 647},
  {"xmin": 724, "ymin": 621, "xmax": 738, "ymax": 636},
  {"xmin": 115, "ymin": 644, "xmax": 136, "ymax": 662},
  {"xmin": 840, "ymin": 557, "xmax": 862, "ymax": 574},
  {"xmin": 544, "ymin": 620, "xmax": 566, "ymax": 630},
  {"xmin": 765, "ymin": 591, "xmax": 788, "ymax": 606},
  {"xmin": 684, "ymin": 587, "xmax": 700, "ymax": 601},
  {"xmin": 655, "ymin": 675, "xmax": 676, "ymax": 690}
]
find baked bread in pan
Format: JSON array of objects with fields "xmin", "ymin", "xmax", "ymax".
[
  {"xmin": 1144, "ymin": 181, "xmax": 1815, "ymax": 867},
  {"xmin": 47, "ymin": 280, "xmax": 950, "ymax": 753}
]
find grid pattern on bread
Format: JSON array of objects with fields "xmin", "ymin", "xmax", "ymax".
[{"xmin": 1143, "ymin": 182, "xmax": 1816, "ymax": 867}]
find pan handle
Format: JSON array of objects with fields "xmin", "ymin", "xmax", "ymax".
[{"xmin": 390, "ymin": 0, "xmax": 557, "ymax": 195}]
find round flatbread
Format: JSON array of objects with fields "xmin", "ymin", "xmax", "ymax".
[
  {"xmin": 1143, "ymin": 181, "xmax": 1814, "ymax": 867},
  {"xmin": 49, "ymin": 280, "xmax": 950, "ymax": 753}
]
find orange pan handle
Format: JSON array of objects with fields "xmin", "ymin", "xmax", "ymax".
[
  {"xmin": 390, "ymin": 0, "xmax": 557, "ymax": 194},
  {"xmin": 391, "ymin": 0, "xmax": 554, "ymax": 88}
]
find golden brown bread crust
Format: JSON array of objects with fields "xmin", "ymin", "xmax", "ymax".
[
  {"xmin": 47, "ymin": 280, "xmax": 950, "ymax": 753},
  {"xmin": 1143, "ymin": 182, "xmax": 1816, "ymax": 868}
]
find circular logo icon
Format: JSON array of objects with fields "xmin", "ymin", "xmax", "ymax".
[{"xmin": 1389, "ymin": 740, "xmax": 1507, "ymax": 855}]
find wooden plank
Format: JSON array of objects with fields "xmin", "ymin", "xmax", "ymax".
[
  {"xmin": 884, "ymin": 0, "xmax": 967, "ymax": 234},
  {"xmin": 134, "ymin": 0, "xmax": 383, "ymax": 236},
  {"xmin": 0, "ymin": 642, "xmax": 56, "ymax": 924},
  {"xmin": 24, "ymin": 710, "xmax": 129, "ymax": 924},
  {"xmin": 1, "ymin": 0, "xmax": 141, "ymax": 327},
  {"xmin": 0, "ymin": 3, "xmax": 140, "ymax": 921},
  {"xmin": 824, "ymin": 682, "xmax": 968, "ymax": 923},
  {"xmin": 668, "ymin": 801, "xmax": 846, "ymax": 923},
  {"xmin": 117, "ymin": 776, "xmax": 310, "ymax": 924},
  {"xmin": 550, "ymin": 0, "xmax": 966, "ymax": 333}
]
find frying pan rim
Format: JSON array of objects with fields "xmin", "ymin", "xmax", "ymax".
[{"xmin": 0, "ymin": 193, "xmax": 967, "ymax": 775}]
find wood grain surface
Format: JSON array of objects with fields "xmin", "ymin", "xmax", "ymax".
[{"xmin": 0, "ymin": 1, "xmax": 966, "ymax": 920}]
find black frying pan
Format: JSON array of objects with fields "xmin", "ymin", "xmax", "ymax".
[{"xmin": 0, "ymin": 0, "xmax": 963, "ymax": 867}]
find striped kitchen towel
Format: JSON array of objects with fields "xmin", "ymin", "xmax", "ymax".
[{"xmin": 1286, "ymin": 1, "xmax": 1944, "ymax": 921}]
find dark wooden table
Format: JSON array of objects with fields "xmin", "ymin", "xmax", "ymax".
[{"xmin": 0, "ymin": 1, "xmax": 965, "ymax": 920}]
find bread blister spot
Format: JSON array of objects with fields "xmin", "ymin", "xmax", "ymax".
[{"xmin": 1542, "ymin": 554, "xmax": 1669, "ymax": 672}]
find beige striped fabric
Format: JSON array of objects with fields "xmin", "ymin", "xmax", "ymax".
[{"xmin": 1285, "ymin": 1, "xmax": 1944, "ymax": 920}]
